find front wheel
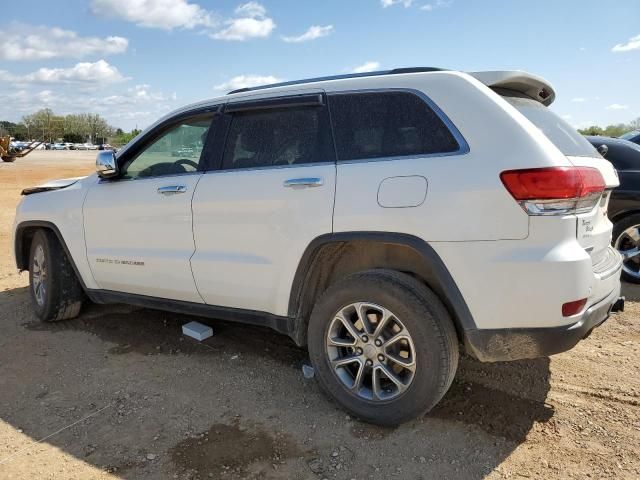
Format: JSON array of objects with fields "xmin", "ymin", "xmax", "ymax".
[
  {"xmin": 307, "ymin": 270, "xmax": 459, "ymax": 425},
  {"xmin": 29, "ymin": 229, "xmax": 84, "ymax": 321}
]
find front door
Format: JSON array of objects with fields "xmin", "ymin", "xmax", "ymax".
[{"xmin": 83, "ymin": 113, "xmax": 215, "ymax": 302}]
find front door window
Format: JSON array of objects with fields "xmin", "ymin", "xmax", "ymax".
[{"xmin": 121, "ymin": 116, "xmax": 213, "ymax": 179}]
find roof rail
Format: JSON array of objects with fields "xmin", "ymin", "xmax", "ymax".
[{"xmin": 226, "ymin": 67, "xmax": 447, "ymax": 95}]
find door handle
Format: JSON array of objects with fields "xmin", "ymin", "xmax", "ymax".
[
  {"xmin": 157, "ymin": 185, "xmax": 187, "ymax": 195},
  {"xmin": 283, "ymin": 177, "xmax": 324, "ymax": 188}
]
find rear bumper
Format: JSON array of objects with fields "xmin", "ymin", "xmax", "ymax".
[{"xmin": 465, "ymin": 284, "xmax": 624, "ymax": 362}]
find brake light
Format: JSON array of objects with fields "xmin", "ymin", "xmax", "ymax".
[
  {"xmin": 562, "ymin": 298, "xmax": 587, "ymax": 317},
  {"xmin": 500, "ymin": 167, "xmax": 605, "ymax": 216}
]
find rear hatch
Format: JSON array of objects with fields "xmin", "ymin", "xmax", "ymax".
[{"xmin": 498, "ymin": 89, "xmax": 619, "ymax": 269}]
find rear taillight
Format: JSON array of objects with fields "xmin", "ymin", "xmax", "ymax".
[{"xmin": 500, "ymin": 167, "xmax": 605, "ymax": 216}]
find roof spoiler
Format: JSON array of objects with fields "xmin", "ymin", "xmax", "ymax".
[{"xmin": 468, "ymin": 71, "xmax": 556, "ymax": 106}]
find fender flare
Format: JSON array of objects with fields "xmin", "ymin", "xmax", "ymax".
[
  {"xmin": 610, "ymin": 206, "xmax": 640, "ymax": 224},
  {"xmin": 288, "ymin": 231, "xmax": 478, "ymax": 335},
  {"xmin": 14, "ymin": 220, "xmax": 89, "ymax": 290}
]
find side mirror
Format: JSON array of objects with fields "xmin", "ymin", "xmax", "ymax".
[
  {"xmin": 96, "ymin": 150, "xmax": 118, "ymax": 178},
  {"xmin": 597, "ymin": 144, "xmax": 608, "ymax": 158}
]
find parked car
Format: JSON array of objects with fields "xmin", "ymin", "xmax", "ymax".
[
  {"xmin": 73, "ymin": 143, "xmax": 87, "ymax": 150},
  {"xmin": 13, "ymin": 68, "xmax": 623, "ymax": 425},
  {"xmin": 620, "ymin": 130, "xmax": 640, "ymax": 145},
  {"xmin": 51, "ymin": 143, "xmax": 66, "ymax": 150},
  {"xmin": 86, "ymin": 143, "xmax": 99, "ymax": 150},
  {"xmin": 98, "ymin": 144, "xmax": 113, "ymax": 151},
  {"xmin": 587, "ymin": 135, "xmax": 640, "ymax": 283},
  {"xmin": 171, "ymin": 146, "xmax": 195, "ymax": 157}
]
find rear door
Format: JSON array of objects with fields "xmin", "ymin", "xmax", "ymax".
[{"xmin": 190, "ymin": 93, "xmax": 336, "ymax": 315}]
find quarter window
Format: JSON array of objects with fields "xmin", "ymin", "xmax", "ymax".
[
  {"xmin": 222, "ymin": 106, "xmax": 334, "ymax": 169},
  {"xmin": 328, "ymin": 91, "xmax": 460, "ymax": 161},
  {"xmin": 121, "ymin": 115, "xmax": 213, "ymax": 179}
]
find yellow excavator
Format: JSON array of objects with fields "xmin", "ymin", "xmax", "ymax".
[{"xmin": 0, "ymin": 136, "xmax": 43, "ymax": 162}]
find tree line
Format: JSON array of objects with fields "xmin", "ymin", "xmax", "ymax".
[
  {"xmin": 2, "ymin": 109, "xmax": 639, "ymax": 146},
  {"xmin": 577, "ymin": 117, "xmax": 640, "ymax": 138},
  {"xmin": 0, "ymin": 108, "xmax": 139, "ymax": 146}
]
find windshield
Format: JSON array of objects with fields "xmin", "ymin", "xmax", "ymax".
[
  {"xmin": 621, "ymin": 130, "xmax": 640, "ymax": 141},
  {"xmin": 498, "ymin": 89, "xmax": 599, "ymax": 157}
]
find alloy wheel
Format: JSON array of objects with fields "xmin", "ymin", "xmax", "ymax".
[
  {"xmin": 32, "ymin": 244, "xmax": 47, "ymax": 306},
  {"xmin": 325, "ymin": 302, "xmax": 416, "ymax": 401},
  {"xmin": 615, "ymin": 225, "xmax": 640, "ymax": 280}
]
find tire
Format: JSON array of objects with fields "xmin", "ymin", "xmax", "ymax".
[
  {"xmin": 28, "ymin": 229, "xmax": 84, "ymax": 321},
  {"xmin": 307, "ymin": 269, "xmax": 459, "ymax": 425},
  {"xmin": 613, "ymin": 214, "xmax": 640, "ymax": 284},
  {"xmin": 2, "ymin": 157, "xmax": 16, "ymax": 162}
]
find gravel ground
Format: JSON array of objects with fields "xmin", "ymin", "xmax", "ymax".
[{"xmin": 0, "ymin": 151, "xmax": 639, "ymax": 479}]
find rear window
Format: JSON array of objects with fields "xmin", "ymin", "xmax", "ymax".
[
  {"xmin": 620, "ymin": 130, "xmax": 640, "ymax": 141},
  {"xmin": 498, "ymin": 89, "xmax": 598, "ymax": 157},
  {"xmin": 328, "ymin": 91, "xmax": 460, "ymax": 161}
]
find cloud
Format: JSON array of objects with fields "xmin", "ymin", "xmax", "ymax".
[
  {"xmin": 101, "ymin": 84, "xmax": 175, "ymax": 105},
  {"xmin": 214, "ymin": 74, "xmax": 283, "ymax": 92},
  {"xmin": 0, "ymin": 24, "xmax": 128, "ymax": 61},
  {"xmin": 211, "ymin": 2, "xmax": 275, "ymax": 41},
  {"xmin": 571, "ymin": 97, "xmax": 586, "ymax": 103},
  {"xmin": 421, "ymin": 0, "xmax": 453, "ymax": 10},
  {"xmin": 90, "ymin": 0, "xmax": 214, "ymax": 30},
  {"xmin": 612, "ymin": 34, "xmax": 640, "ymax": 52},
  {"xmin": 381, "ymin": 0, "xmax": 413, "ymax": 7},
  {"xmin": 92, "ymin": 1, "xmax": 274, "ymax": 42},
  {"xmin": 606, "ymin": 103, "xmax": 629, "ymax": 110},
  {"xmin": 212, "ymin": 17, "xmax": 275, "ymax": 40},
  {"xmin": 234, "ymin": 1, "xmax": 266, "ymax": 18},
  {"xmin": 0, "ymin": 60, "xmax": 128, "ymax": 85},
  {"xmin": 282, "ymin": 25, "xmax": 334, "ymax": 43},
  {"xmin": 349, "ymin": 61, "xmax": 381, "ymax": 73}
]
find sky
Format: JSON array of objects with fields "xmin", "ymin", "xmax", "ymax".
[{"xmin": 0, "ymin": 0, "xmax": 638, "ymax": 131}]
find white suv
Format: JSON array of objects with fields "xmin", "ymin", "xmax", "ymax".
[{"xmin": 12, "ymin": 68, "xmax": 624, "ymax": 425}]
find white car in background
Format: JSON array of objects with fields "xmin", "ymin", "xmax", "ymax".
[{"xmin": 12, "ymin": 68, "xmax": 624, "ymax": 425}]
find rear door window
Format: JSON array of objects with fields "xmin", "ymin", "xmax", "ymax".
[
  {"xmin": 328, "ymin": 91, "xmax": 461, "ymax": 161},
  {"xmin": 221, "ymin": 103, "xmax": 334, "ymax": 170},
  {"xmin": 497, "ymin": 89, "xmax": 598, "ymax": 157}
]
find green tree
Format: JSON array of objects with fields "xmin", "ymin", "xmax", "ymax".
[{"xmin": 578, "ymin": 120, "xmax": 636, "ymax": 138}]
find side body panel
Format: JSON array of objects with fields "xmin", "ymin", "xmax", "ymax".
[
  {"xmin": 13, "ymin": 175, "xmax": 100, "ymax": 289},
  {"xmin": 609, "ymin": 180, "xmax": 640, "ymax": 220},
  {"xmin": 327, "ymin": 73, "xmax": 618, "ymax": 331}
]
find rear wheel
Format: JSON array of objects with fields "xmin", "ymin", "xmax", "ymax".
[
  {"xmin": 2, "ymin": 157, "xmax": 16, "ymax": 162},
  {"xmin": 29, "ymin": 229, "xmax": 84, "ymax": 321},
  {"xmin": 613, "ymin": 214, "xmax": 640, "ymax": 284},
  {"xmin": 307, "ymin": 269, "xmax": 458, "ymax": 425}
]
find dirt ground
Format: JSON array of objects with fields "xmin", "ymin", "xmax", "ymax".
[{"xmin": 0, "ymin": 151, "xmax": 639, "ymax": 479}]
